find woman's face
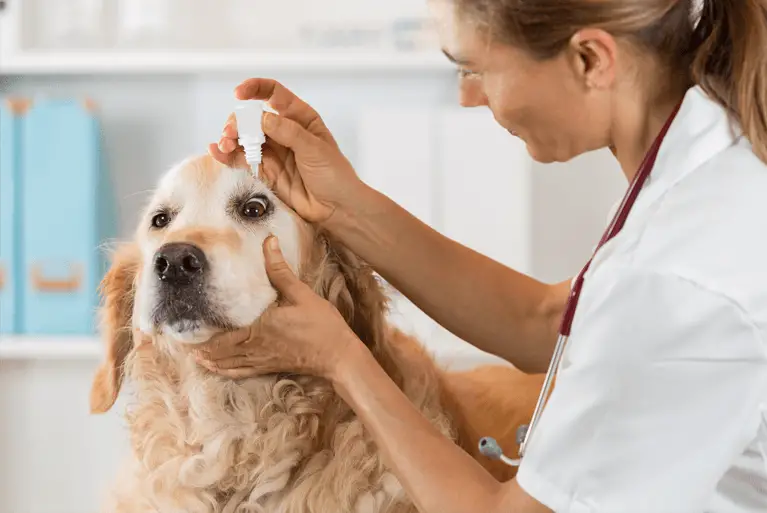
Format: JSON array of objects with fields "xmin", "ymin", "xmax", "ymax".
[{"xmin": 431, "ymin": 2, "xmax": 614, "ymax": 163}]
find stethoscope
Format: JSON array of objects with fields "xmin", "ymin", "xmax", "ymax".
[{"xmin": 479, "ymin": 100, "xmax": 684, "ymax": 468}]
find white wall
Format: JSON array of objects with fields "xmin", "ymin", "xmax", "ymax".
[{"xmin": 531, "ymin": 149, "xmax": 627, "ymax": 282}]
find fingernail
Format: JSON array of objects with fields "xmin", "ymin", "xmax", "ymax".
[
  {"xmin": 263, "ymin": 112, "xmax": 276, "ymax": 130},
  {"xmin": 268, "ymin": 236, "xmax": 280, "ymax": 252}
]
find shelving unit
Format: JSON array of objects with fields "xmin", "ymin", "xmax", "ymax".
[
  {"xmin": 0, "ymin": 50, "xmax": 453, "ymax": 75},
  {"xmin": 0, "ymin": 0, "xmax": 450, "ymax": 76},
  {"xmin": 0, "ymin": 336, "xmax": 102, "ymax": 360}
]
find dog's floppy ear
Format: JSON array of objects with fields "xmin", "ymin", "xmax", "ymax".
[
  {"xmin": 310, "ymin": 232, "xmax": 387, "ymax": 347},
  {"xmin": 308, "ymin": 231, "xmax": 403, "ymax": 383},
  {"xmin": 90, "ymin": 243, "xmax": 141, "ymax": 414}
]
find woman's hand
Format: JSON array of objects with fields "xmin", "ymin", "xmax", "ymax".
[
  {"xmin": 194, "ymin": 235, "xmax": 365, "ymax": 380},
  {"xmin": 209, "ymin": 78, "xmax": 366, "ymax": 225}
]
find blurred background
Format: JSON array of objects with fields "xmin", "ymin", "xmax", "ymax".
[{"xmin": 0, "ymin": 1, "xmax": 627, "ymax": 511}]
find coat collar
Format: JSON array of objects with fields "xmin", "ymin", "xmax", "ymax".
[
  {"xmin": 632, "ymin": 85, "xmax": 744, "ymax": 215},
  {"xmin": 585, "ymin": 86, "xmax": 744, "ymax": 275}
]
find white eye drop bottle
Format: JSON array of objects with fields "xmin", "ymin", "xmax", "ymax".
[{"xmin": 234, "ymin": 99, "xmax": 266, "ymax": 173}]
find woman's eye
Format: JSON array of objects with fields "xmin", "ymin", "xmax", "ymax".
[
  {"xmin": 241, "ymin": 196, "xmax": 270, "ymax": 219},
  {"xmin": 458, "ymin": 68, "xmax": 481, "ymax": 79},
  {"xmin": 151, "ymin": 212, "xmax": 171, "ymax": 229}
]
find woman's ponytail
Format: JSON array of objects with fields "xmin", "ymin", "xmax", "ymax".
[{"xmin": 691, "ymin": 0, "xmax": 767, "ymax": 162}]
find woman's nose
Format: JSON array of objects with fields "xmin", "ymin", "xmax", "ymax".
[{"xmin": 459, "ymin": 77, "xmax": 489, "ymax": 108}]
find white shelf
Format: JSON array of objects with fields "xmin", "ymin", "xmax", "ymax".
[
  {"xmin": 0, "ymin": 50, "xmax": 454, "ymax": 75},
  {"xmin": 0, "ymin": 336, "xmax": 102, "ymax": 360}
]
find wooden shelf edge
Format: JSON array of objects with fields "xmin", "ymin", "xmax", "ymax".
[{"xmin": 0, "ymin": 336, "xmax": 102, "ymax": 360}]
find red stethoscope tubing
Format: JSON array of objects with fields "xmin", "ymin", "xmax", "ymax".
[
  {"xmin": 513, "ymin": 99, "xmax": 685, "ymax": 462},
  {"xmin": 560, "ymin": 100, "xmax": 683, "ymax": 337}
]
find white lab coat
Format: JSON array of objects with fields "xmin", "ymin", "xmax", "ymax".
[{"xmin": 516, "ymin": 86, "xmax": 767, "ymax": 513}]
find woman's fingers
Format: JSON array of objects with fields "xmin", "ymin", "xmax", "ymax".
[
  {"xmin": 218, "ymin": 137, "xmax": 238, "ymax": 154},
  {"xmin": 235, "ymin": 78, "xmax": 336, "ymax": 144},
  {"xmin": 265, "ymin": 137, "xmax": 290, "ymax": 164},
  {"xmin": 209, "ymin": 367, "xmax": 258, "ymax": 380},
  {"xmin": 261, "ymin": 145, "xmax": 288, "ymax": 189},
  {"xmin": 197, "ymin": 358, "xmax": 256, "ymax": 379},
  {"xmin": 262, "ymin": 112, "xmax": 319, "ymax": 155},
  {"xmin": 208, "ymin": 142, "xmax": 247, "ymax": 168},
  {"xmin": 222, "ymin": 112, "xmax": 238, "ymax": 139},
  {"xmin": 263, "ymin": 237, "xmax": 313, "ymax": 305},
  {"xmin": 217, "ymin": 112, "xmax": 240, "ymax": 155},
  {"xmin": 208, "ymin": 142, "xmax": 233, "ymax": 166},
  {"xmin": 196, "ymin": 325, "xmax": 252, "ymax": 359},
  {"xmin": 235, "ymin": 79, "xmax": 318, "ymax": 128},
  {"xmin": 203, "ymin": 356, "xmax": 250, "ymax": 370}
]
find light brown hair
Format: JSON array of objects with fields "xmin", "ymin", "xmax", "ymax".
[{"xmin": 454, "ymin": 0, "xmax": 767, "ymax": 162}]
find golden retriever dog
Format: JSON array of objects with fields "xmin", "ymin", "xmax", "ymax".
[{"xmin": 90, "ymin": 154, "xmax": 544, "ymax": 513}]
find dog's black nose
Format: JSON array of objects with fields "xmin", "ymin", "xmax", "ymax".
[{"xmin": 154, "ymin": 243, "xmax": 207, "ymax": 285}]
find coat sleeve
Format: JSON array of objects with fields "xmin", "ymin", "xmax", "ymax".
[{"xmin": 515, "ymin": 268, "xmax": 767, "ymax": 513}]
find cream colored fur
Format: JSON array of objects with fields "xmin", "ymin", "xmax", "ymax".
[
  {"xmin": 90, "ymin": 155, "xmax": 542, "ymax": 513},
  {"xmin": 105, "ymin": 334, "xmax": 452, "ymax": 513}
]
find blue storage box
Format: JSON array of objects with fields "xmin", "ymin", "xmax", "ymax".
[
  {"xmin": 20, "ymin": 98, "xmax": 115, "ymax": 335},
  {"xmin": 0, "ymin": 99, "xmax": 24, "ymax": 334}
]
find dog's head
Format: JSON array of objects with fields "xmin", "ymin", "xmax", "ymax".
[
  {"xmin": 90, "ymin": 154, "xmax": 391, "ymax": 413},
  {"xmin": 133, "ymin": 155, "xmax": 305, "ymax": 342}
]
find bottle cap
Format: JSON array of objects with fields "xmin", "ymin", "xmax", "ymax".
[{"xmin": 235, "ymin": 100, "xmax": 266, "ymax": 167}]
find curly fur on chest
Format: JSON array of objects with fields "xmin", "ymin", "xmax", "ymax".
[
  {"xmin": 105, "ymin": 337, "xmax": 455, "ymax": 513},
  {"xmin": 92, "ymin": 227, "xmax": 465, "ymax": 513}
]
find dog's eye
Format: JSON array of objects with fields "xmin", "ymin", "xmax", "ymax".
[
  {"xmin": 241, "ymin": 196, "xmax": 270, "ymax": 219},
  {"xmin": 151, "ymin": 212, "xmax": 171, "ymax": 229}
]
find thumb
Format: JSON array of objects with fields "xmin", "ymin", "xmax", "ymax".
[{"xmin": 264, "ymin": 236, "xmax": 308, "ymax": 303}]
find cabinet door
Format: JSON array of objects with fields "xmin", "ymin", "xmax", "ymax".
[
  {"xmin": 21, "ymin": 99, "xmax": 101, "ymax": 334},
  {"xmin": 0, "ymin": 100, "xmax": 22, "ymax": 334}
]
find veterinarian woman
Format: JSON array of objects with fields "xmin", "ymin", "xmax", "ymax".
[{"xmin": 203, "ymin": 1, "xmax": 767, "ymax": 511}]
